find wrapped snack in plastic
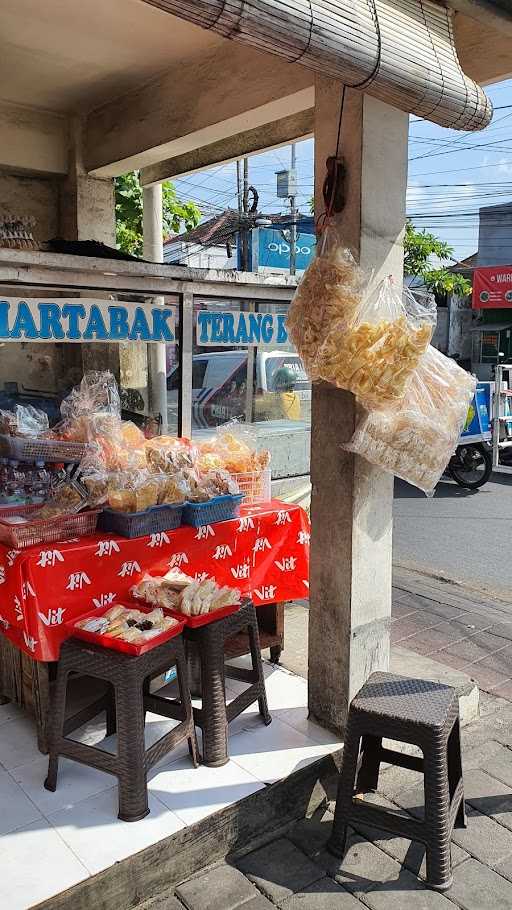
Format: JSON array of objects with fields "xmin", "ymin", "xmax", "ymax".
[
  {"xmin": 198, "ymin": 422, "xmax": 270, "ymax": 476},
  {"xmin": 33, "ymin": 478, "xmax": 88, "ymax": 519},
  {"xmin": 61, "ymin": 370, "xmax": 121, "ymax": 419},
  {"xmin": 316, "ymin": 278, "xmax": 436, "ymax": 408},
  {"xmin": 15, "ymin": 405, "xmax": 49, "ymax": 436},
  {"xmin": 131, "ymin": 574, "xmax": 180, "ymax": 610},
  {"xmin": 145, "ymin": 436, "xmax": 197, "ymax": 473},
  {"xmin": 107, "ymin": 470, "xmax": 159, "ymax": 513},
  {"xmin": 286, "ymin": 226, "xmax": 365, "ymax": 379},
  {"xmin": 344, "ymin": 346, "xmax": 477, "ymax": 496},
  {"xmin": 156, "ymin": 472, "xmax": 190, "ymax": 505}
]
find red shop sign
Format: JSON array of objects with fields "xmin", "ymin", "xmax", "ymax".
[{"xmin": 472, "ymin": 266, "xmax": 512, "ymax": 309}]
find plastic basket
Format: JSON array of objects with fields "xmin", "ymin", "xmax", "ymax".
[
  {"xmin": 182, "ymin": 494, "xmax": 244, "ymax": 527},
  {"xmin": 98, "ymin": 503, "xmax": 183, "ymax": 539},
  {"xmin": 0, "ymin": 434, "xmax": 88, "ymax": 464},
  {"xmin": 67, "ymin": 604, "xmax": 185, "ymax": 656},
  {"xmin": 230, "ymin": 467, "xmax": 271, "ymax": 503},
  {"xmin": 0, "ymin": 503, "xmax": 40, "ymax": 519},
  {"xmin": 0, "ymin": 509, "xmax": 100, "ymax": 549}
]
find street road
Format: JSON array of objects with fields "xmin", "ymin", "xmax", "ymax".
[{"xmin": 393, "ymin": 473, "xmax": 512, "ymax": 599}]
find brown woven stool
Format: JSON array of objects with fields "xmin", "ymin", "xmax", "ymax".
[
  {"xmin": 328, "ymin": 672, "xmax": 466, "ymax": 891},
  {"xmin": 185, "ymin": 599, "xmax": 271, "ymax": 767},
  {"xmin": 44, "ymin": 634, "xmax": 198, "ymax": 822}
]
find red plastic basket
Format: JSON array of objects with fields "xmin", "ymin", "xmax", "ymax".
[
  {"xmin": 0, "ymin": 509, "xmax": 100, "ymax": 549},
  {"xmin": 169, "ymin": 602, "xmax": 240, "ymax": 628},
  {"xmin": 66, "ymin": 603, "xmax": 185, "ymax": 656}
]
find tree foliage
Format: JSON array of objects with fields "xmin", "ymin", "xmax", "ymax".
[
  {"xmin": 115, "ymin": 172, "xmax": 201, "ymax": 257},
  {"xmin": 404, "ymin": 221, "xmax": 471, "ymax": 299}
]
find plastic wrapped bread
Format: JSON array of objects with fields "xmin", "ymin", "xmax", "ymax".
[
  {"xmin": 344, "ymin": 346, "xmax": 477, "ymax": 495},
  {"xmin": 316, "ymin": 278, "xmax": 436, "ymax": 408}
]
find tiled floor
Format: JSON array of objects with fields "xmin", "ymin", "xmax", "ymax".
[{"xmin": 0, "ymin": 658, "xmax": 341, "ymax": 910}]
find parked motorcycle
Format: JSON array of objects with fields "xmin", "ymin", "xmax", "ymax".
[{"xmin": 447, "ymin": 442, "xmax": 492, "ymax": 490}]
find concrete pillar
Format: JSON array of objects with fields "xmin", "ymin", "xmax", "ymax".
[
  {"xmin": 307, "ymin": 80, "xmax": 408, "ymax": 733},
  {"xmin": 59, "ymin": 118, "xmax": 115, "ymax": 245},
  {"xmin": 143, "ymin": 184, "xmax": 168, "ymax": 432}
]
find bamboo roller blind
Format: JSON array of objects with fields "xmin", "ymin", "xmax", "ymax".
[{"xmin": 141, "ymin": 0, "xmax": 492, "ymax": 131}]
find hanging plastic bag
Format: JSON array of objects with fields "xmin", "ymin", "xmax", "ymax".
[
  {"xmin": 344, "ymin": 346, "xmax": 476, "ymax": 496},
  {"xmin": 316, "ymin": 278, "xmax": 437, "ymax": 408},
  {"xmin": 60, "ymin": 370, "xmax": 121, "ymax": 420},
  {"xmin": 286, "ymin": 225, "xmax": 365, "ymax": 380}
]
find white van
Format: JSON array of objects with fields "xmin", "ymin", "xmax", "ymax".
[{"xmin": 167, "ymin": 350, "xmax": 311, "ymax": 428}]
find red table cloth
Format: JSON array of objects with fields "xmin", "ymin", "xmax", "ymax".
[{"xmin": 0, "ymin": 501, "xmax": 310, "ymax": 661}]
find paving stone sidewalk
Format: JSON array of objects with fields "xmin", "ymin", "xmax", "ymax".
[
  {"xmin": 142, "ymin": 690, "xmax": 512, "ymax": 910},
  {"xmin": 390, "ymin": 567, "xmax": 512, "ymax": 701}
]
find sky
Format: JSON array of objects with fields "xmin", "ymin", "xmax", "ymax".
[{"xmin": 173, "ymin": 77, "xmax": 512, "ymax": 265}]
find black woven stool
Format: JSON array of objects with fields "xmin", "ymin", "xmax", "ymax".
[
  {"xmin": 185, "ymin": 599, "xmax": 271, "ymax": 767},
  {"xmin": 328, "ymin": 672, "xmax": 466, "ymax": 891},
  {"xmin": 44, "ymin": 634, "xmax": 198, "ymax": 822}
]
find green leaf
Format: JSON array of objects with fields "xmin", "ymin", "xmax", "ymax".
[{"xmin": 115, "ymin": 172, "xmax": 200, "ymax": 256}]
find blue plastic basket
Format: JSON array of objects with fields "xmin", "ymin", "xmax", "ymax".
[
  {"xmin": 182, "ymin": 494, "xmax": 244, "ymax": 527},
  {"xmin": 98, "ymin": 502, "xmax": 183, "ymax": 539}
]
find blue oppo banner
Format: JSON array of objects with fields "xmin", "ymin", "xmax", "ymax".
[
  {"xmin": 197, "ymin": 310, "xmax": 289, "ymax": 346},
  {"xmin": 0, "ymin": 298, "xmax": 176, "ymax": 343}
]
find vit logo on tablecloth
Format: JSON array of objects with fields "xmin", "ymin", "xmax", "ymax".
[
  {"xmin": 231, "ymin": 562, "xmax": 250, "ymax": 580},
  {"xmin": 195, "ymin": 525, "xmax": 215, "ymax": 540},
  {"xmin": 147, "ymin": 532, "xmax": 170, "ymax": 548},
  {"xmin": 238, "ymin": 517, "xmax": 255, "ymax": 532},
  {"xmin": 297, "ymin": 531, "xmax": 310, "ymax": 546},
  {"xmin": 37, "ymin": 549, "xmax": 64, "ymax": 568},
  {"xmin": 93, "ymin": 593, "xmax": 117, "ymax": 609},
  {"xmin": 38, "ymin": 607, "xmax": 66, "ymax": 626},
  {"xmin": 194, "ymin": 571, "xmax": 209, "ymax": 582},
  {"xmin": 0, "ymin": 615, "xmax": 9, "ymax": 630},
  {"xmin": 169, "ymin": 552, "xmax": 189, "ymax": 568},
  {"xmin": 275, "ymin": 511, "xmax": 292, "ymax": 526},
  {"xmin": 14, "ymin": 596, "xmax": 23, "ymax": 621},
  {"xmin": 213, "ymin": 544, "xmax": 232, "ymax": 560},
  {"xmin": 96, "ymin": 540, "xmax": 120, "ymax": 557},
  {"xmin": 275, "ymin": 556, "xmax": 297, "ymax": 573},
  {"xmin": 23, "ymin": 632, "xmax": 38, "ymax": 652},
  {"xmin": 66, "ymin": 571, "xmax": 91, "ymax": 591},
  {"xmin": 253, "ymin": 537, "xmax": 271, "ymax": 554},
  {"xmin": 0, "ymin": 565, "xmax": 5, "ymax": 584},
  {"xmin": 254, "ymin": 584, "xmax": 277, "ymax": 601},
  {"xmin": 118, "ymin": 561, "xmax": 141, "ymax": 578},
  {"xmin": 21, "ymin": 581, "xmax": 35, "ymax": 599},
  {"xmin": 6, "ymin": 549, "xmax": 20, "ymax": 567}
]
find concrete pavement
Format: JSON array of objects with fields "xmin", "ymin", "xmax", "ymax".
[
  {"xmin": 394, "ymin": 474, "xmax": 512, "ymax": 599},
  {"xmin": 142, "ymin": 691, "xmax": 512, "ymax": 910}
]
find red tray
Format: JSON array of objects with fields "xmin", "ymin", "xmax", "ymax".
[
  {"xmin": 66, "ymin": 603, "xmax": 185, "ymax": 656},
  {"xmin": 169, "ymin": 602, "xmax": 240, "ymax": 628}
]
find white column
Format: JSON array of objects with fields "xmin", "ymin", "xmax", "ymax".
[
  {"xmin": 308, "ymin": 81, "xmax": 408, "ymax": 733},
  {"xmin": 143, "ymin": 183, "xmax": 168, "ymax": 432}
]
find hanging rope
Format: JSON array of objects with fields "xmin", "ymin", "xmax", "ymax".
[{"xmin": 318, "ymin": 0, "xmax": 382, "ymax": 233}]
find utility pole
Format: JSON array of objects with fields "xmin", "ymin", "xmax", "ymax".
[
  {"xmin": 289, "ymin": 143, "xmax": 297, "ymax": 276},
  {"xmin": 236, "ymin": 159, "xmax": 243, "ymax": 215},
  {"xmin": 241, "ymin": 157, "xmax": 249, "ymax": 271}
]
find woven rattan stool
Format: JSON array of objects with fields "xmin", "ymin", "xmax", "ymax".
[
  {"xmin": 44, "ymin": 635, "xmax": 198, "ymax": 822},
  {"xmin": 185, "ymin": 599, "xmax": 271, "ymax": 767},
  {"xmin": 328, "ymin": 672, "xmax": 466, "ymax": 891}
]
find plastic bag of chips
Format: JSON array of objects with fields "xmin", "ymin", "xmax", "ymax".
[
  {"xmin": 286, "ymin": 226, "xmax": 365, "ymax": 380},
  {"xmin": 316, "ymin": 277, "xmax": 436, "ymax": 408},
  {"xmin": 344, "ymin": 346, "xmax": 476, "ymax": 495}
]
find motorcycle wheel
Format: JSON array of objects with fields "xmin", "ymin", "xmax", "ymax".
[{"xmin": 448, "ymin": 443, "xmax": 493, "ymax": 490}]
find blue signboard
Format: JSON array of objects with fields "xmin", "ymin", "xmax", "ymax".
[
  {"xmin": 197, "ymin": 310, "xmax": 288, "ymax": 346},
  {"xmin": 460, "ymin": 382, "xmax": 492, "ymax": 442},
  {"xmin": 256, "ymin": 227, "xmax": 316, "ymax": 272},
  {"xmin": 0, "ymin": 298, "xmax": 176, "ymax": 343}
]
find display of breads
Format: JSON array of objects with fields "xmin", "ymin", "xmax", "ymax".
[
  {"xmin": 132, "ymin": 569, "xmax": 241, "ymax": 618},
  {"xmin": 74, "ymin": 604, "xmax": 180, "ymax": 644},
  {"xmin": 0, "ymin": 371, "xmax": 270, "ymax": 518}
]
